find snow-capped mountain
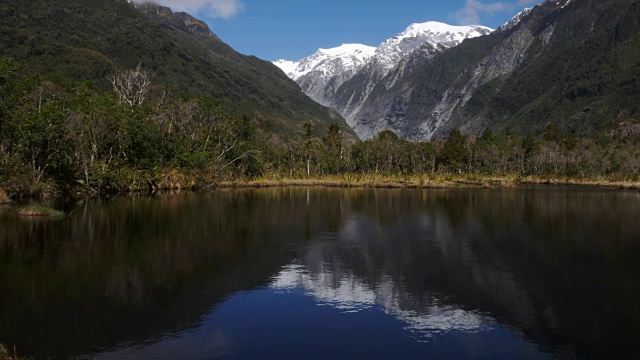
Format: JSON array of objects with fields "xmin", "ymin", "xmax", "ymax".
[
  {"xmin": 274, "ymin": 44, "xmax": 376, "ymax": 81},
  {"xmin": 370, "ymin": 22, "xmax": 492, "ymax": 74},
  {"xmin": 497, "ymin": 7, "xmax": 533, "ymax": 32},
  {"xmin": 274, "ymin": 21, "xmax": 491, "ymax": 128},
  {"xmin": 274, "ymin": 44, "xmax": 376, "ymax": 106},
  {"xmin": 343, "ymin": 0, "xmax": 629, "ymax": 141},
  {"xmin": 275, "ymin": 0, "xmax": 626, "ymax": 142}
]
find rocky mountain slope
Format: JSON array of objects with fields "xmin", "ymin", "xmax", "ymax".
[
  {"xmin": 0, "ymin": 0, "xmax": 352, "ymax": 137},
  {"xmin": 274, "ymin": 22, "xmax": 492, "ymax": 138},
  {"xmin": 356, "ymin": 0, "xmax": 640, "ymax": 140},
  {"xmin": 278, "ymin": 0, "xmax": 640, "ymax": 141}
]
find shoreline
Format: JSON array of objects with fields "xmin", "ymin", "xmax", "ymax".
[
  {"xmin": 216, "ymin": 175, "xmax": 640, "ymax": 191},
  {"xmin": 1, "ymin": 175, "xmax": 638, "ymax": 203}
]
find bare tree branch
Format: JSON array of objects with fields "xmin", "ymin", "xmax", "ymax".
[{"xmin": 108, "ymin": 67, "xmax": 153, "ymax": 107}]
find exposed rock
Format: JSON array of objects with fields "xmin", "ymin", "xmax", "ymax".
[
  {"xmin": 343, "ymin": 0, "xmax": 636, "ymax": 139},
  {"xmin": 274, "ymin": 22, "xmax": 492, "ymax": 139},
  {"xmin": 133, "ymin": 2, "xmax": 222, "ymax": 41},
  {"xmin": 276, "ymin": 0, "xmax": 638, "ymax": 140},
  {"xmin": 497, "ymin": 7, "xmax": 533, "ymax": 32}
]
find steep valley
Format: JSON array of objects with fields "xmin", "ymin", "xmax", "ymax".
[{"xmin": 276, "ymin": 0, "xmax": 640, "ymax": 140}]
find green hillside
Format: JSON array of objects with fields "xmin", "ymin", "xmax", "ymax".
[
  {"xmin": 463, "ymin": 0, "xmax": 640, "ymax": 134},
  {"xmin": 352, "ymin": 0, "xmax": 640, "ymax": 138},
  {"xmin": 0, "ymin": 0, "xmax": 352, "ymax": 137}
]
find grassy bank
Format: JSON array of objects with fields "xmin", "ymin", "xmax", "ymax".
[
  {"xmin": 216, "ymin": 174, "xmax": 640, "ymax": 191},
  {"xmin": 217, "ymin": 174, "xmax": 514, "ymax": 189},
  {"xmin": 2, "ymin": 173, "xmax": 638, "ymax": 202},
  {"xmin": 17, "ymin": 206, "xmax": 65, "ymax": 218},
  {"xmin": 518, "ymin": 177, "xmax": 640, "ymax": 190}
]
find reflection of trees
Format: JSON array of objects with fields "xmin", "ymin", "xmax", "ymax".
[{"xmin": 0, "ymin": 190, "xmax": 328, "ymax": 357}]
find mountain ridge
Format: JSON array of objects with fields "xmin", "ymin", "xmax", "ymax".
[
  {"xmin": 0, "ymin": 0, "xmax": 354, "ymax": 138},
  {"xmin": 274, "ymin": 21, "xmax": 492, "ymax": 136},
  {"xmin": 275, "ymin": 0, "xmax": 640, "ymax": 140},
  {"xmin": 367, "ymin": 0, "xmax": 640, "ymax": 139},
  {"xmin": 274, "ymin": 43, "xmax": 376, "ymax": 81}
]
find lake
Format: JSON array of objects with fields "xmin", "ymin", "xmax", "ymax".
[{"xmin": 1, "ymin": 187, "xmax": 640, "ymax": 359}]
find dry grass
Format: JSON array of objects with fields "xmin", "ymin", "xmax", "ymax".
[
  {"xmin": 17, "ymin": 206, "xmax": 65, "ymax": 217},
  {"xmin": 518, "ymin": 176, "xmax": 640, "ymax": 190},
  {"xmin": 0, "ymin": 189, "xmax": 11, "ymax": 204},
  {"xmin": 214, "ymin": 174, "xmax": 640, "ymax": 191},
  {"xmin": 216, "ymin": 174, "xmax": 519, "ymax": 190}
]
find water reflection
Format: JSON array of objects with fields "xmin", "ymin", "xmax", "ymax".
[
  {"xmin": 0, "ymin": 188, "xmax": 639, "ymax": 359},
  {"xmin": 268, "ymin": 188, "xmax": 640, "ymax": 358},
  {"xmin": 271, "ymin": 264, "xmax": 492, "ymax": 338}
]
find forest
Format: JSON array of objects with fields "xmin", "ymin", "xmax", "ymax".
[{"xmin": 1, "ymin": 57, "xmax": 639, "ymax": 198}]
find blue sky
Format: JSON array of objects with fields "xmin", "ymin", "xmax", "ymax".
[{"xmin": 144, "ymin": 0, "xmax": 540, "ymax": 61}]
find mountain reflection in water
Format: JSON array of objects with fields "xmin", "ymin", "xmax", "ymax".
[
  {"xmin": 271, "ymin": 264, "xmax": 492, "ymax": 338},
  {"xmin": 0, "ymin": 187, "xmax": 639, "ymax": 359}
]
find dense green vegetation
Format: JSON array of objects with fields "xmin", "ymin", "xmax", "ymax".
[
  {"xmin": 0, "ymin": 57, "xmax": 265, "ymax": 196},
  {"xmin": 1, "ymin": 57, "xmax": 639, "ymax": 198},
  {"xmin": 469, "ymin": 0, "xmax": 640, "ymax": 134},
  {"xmin": 0, "ymin": 0, "xmax": 352, "ymax": 137},
  {"xmin": 0, "ymin": 0, "xmax": 638, "ymax": 199}
]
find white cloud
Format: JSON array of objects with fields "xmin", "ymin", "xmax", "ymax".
[
  {"xmin": 453, "ymin": 0, "xmax": 539, "ymax": 25},
  {"xmin": 134, "ymin": 0, "xmax": 244, "ymax": 19}
]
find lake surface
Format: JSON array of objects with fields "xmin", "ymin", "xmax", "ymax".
[{"xmin": 1, "ymin": 187, "xmax": 640, "ymax": 359}]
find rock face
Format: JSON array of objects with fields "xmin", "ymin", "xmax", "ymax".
[
  {"xmin": 387, "ymin": 17, "xmax": 537, "ymax": 140},
  {"xmin": 275, "ymin": 22, "xmax": 492, "ymax": 139},
  {"xmin": 135, "ymin": 4, "xmax": 220, "ymax": 38},
  {"xmin": 360, "ymin": 0, "xmax": 640, "ymax": 140},
  {"xmin": 497, "ymin": 7, "xmax": 534, "ymax": 32},
  {"xmin": 277, "ymin": 0, "xmax": 640, "ymax": 140}
]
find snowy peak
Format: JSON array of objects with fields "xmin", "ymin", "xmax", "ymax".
[
  {"xmin": 274, "ymin": 44, "xmax": 376, "ymax": 81},
  {"xmin": 274, "ymin": 21, "xmax": 492, "ymax": 81},
  {"xmin": 497, "ymin": 0, "xmax": 575, "ymax": 33},
  {"xmin": 498, "ymin": 8, "xmax": 533, "ymax": 32},
  {"xmin": 317, "ymin": 43, "xmax": 377, "ymax": 59},
  {"xmin": 272, "ymin": 20, "xmax": 493, "ymax": 133},
  {"xmin": 400, "ymin": 22, "xmax": 492, "ymax": 44},
  {"xmin": 372, "ymin": 21, "xmax": 493, "ymax": 71},
  {"xmin": 273, "ymin": 59, "xmax": 299, "ymax": 78}
]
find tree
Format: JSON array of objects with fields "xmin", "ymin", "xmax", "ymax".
[
  {"xmin": 108, "ymin": 65, "xmax": 153, "ymax": 107},
  {"xmin": 412, "ymin": 142, "xmax": 436, "ymax": 174},
  {"xmin": 0, "ymin": 58, "xmax": 20, "ymax": 158},
  {"xmin": 438, "ymin": 129, "xmax": 468, "ymax": 173},
  {"xmin": 543, "ymin": 124, "xmax": 561, "ymax": 142},
  {"xmin": 376, "ymin": 130, "xmax": 411, "ymax": 174},
  {"xmin": 303, "ymin": 122, "xmax": 320, "ymax": 176},
  {"xmin": 322, "ymin": 123, "xmax": 343, "ymax": 174},
  {"xmin": 479, "ymin": 128, "xmax": 494, "ymax": 144}
]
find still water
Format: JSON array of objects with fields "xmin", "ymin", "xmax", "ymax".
[{"xmin": 1, "ymin": 187, "xmax": 640, "ymax": 359}]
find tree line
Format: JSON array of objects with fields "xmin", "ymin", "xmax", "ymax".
[{"xmin": 1, "ymin": 58, "xmax": 639, "ymax": 197}]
